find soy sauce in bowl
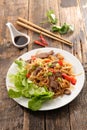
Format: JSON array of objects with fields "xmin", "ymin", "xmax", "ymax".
[
  {"xmin": 14, "ymin": 35, "xmax": 28, "ymax": 45},
  {"xmin": 6, "ymin": 22, "xmax": 30, "ymax": 48}
]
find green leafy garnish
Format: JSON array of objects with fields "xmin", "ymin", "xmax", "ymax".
[
  {"xmin": 52, "ymin": 23, "xmax": 74, "ymax": 34},
  {"xmin": 8, "ymin": 89, "xmax": 22, "ymax": 98},
  {"xmin": 47, "ymin": 10, "xmax": 57, "ymax": 24},
  {"xmin": 28, "ymin": 91, "xmax": 53, "ymax": 111},
  {"xmin": 8, "ymin": 59, "xmax": 54, "ymax": 111},
  {"xmin": 41, "ymin": 10, "xmax": 74, "ymax": 35},
  {"xmin": 15, "ymin": 59, "xmax": 25, "ymax": 69}
]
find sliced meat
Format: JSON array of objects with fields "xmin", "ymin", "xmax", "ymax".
[
  {"xmin": 36, "ymin": 53, "xmax": 49, "ymax": 58},
  {"xmin": 50, "ymin": 61, "xmax": 58, "ymax": 67},
  {"xmin": 55, "ymin": 71, "xmax": 62, "ymax": 77},
  {"xmin": 49, "ymin": 75, "xmax": 55, "ymax": 81},
  {"xmin": 64, "ymin": 89, "xmax": 71, "ymax": 95},
  {"xmin": 26, "ymin": 59, "xmax": 32, "ymax": 63},
  {"xmin": 33, "ymin": 67, "xmax": 42, "ymax": 76},
  {"xmin": 36, "ymin": 50, "xmax": 54, "ymax": 59},
  {"xmin": 49, "ymin": 81, "xmax": 59, "ymax": 92},
  {"xmin": 48, "ymin": 50, "xmax": 54, "ymax": 55},
  {"xmin": 49, "ymin": 76, "xmax": 59, "ymax": 92}
]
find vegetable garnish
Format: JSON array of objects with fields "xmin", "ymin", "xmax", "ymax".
[
  {"xmin": 57, "ymin": 77, "xmax": 62, "ymax": 82},
  {"xmin": 46, "ymin": 10, "xmax": 58, "ymax": 24},
  {"xmin": 44, "ymin": 59, "xmax": 51, "ymax": 63},
  {"xmin": 48, "ymin": 68, "xmax": 56, "ymax": 73},
  {"xmin": 26, "ymin": 73, "xmax": 31, "ymax": 78},
  {"xmin": 31, "ymin": 56, "xmax": 36, "ymax": 60},
  {"xmin": 47, "ymin": 72, "xmax": 53, "ymax": 76},
  {"xmin": 58, "ymin": 60, "xmax": 63, "ymax": 66},
  {"xmin": 42, "ymin": 10, "xmax": 74, "ymax": 35},
  {"xmin": 52, "ymin": 23, "xmax": 74, "ymax": 34},
  {"xmin": 62, "ymin": 73, "xmax": 77, "ymax": 85},
  {"xmin": 8, "ymin": 59, "xmax": 54, "ymax": 111}
]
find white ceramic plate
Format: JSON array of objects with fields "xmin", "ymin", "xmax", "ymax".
[{"xmin": 6, "ymin": 47, "xmax": 85, "ymax": 110}]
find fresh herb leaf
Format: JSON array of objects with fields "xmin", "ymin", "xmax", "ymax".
[
  {"xmin": 68, "ymin": 25, "xmax": 74, "ymax": 32},
  {"xmin": 47, "ymin": 10, "xmax": 57, "ymax": 24},
  {"xmin": 52, "ymin": 25, "xmax": 61, "ymax": 32},
  {"xmin": 52, "ymin": 23, "xmax": 74, "ymax": 34}
]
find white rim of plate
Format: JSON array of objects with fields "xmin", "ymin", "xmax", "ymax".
[{"xmin": 6, "ymin": 47, "xmax": 85, "ymax": 111}]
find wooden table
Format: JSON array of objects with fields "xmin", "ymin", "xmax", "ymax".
[{"xmin": 0, "ymin": 0, "xmax": 87, "ymax": 130}]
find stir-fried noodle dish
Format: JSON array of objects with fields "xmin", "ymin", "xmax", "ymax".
[{"xmin": 25, "ymin": 50, "xmax": 77, "ymax": 97}]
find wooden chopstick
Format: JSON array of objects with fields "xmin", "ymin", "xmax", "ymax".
[
  {"xmin": 17, "ymin": 17, "xmax": 73, "ymax": 46},
  {"xmin": 18, "ymin": 17, "xmax": 72, "ymax": 46}
]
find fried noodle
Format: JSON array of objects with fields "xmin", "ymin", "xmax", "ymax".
[{"xmin": 25, "ymin": 50, "xmax": 76, "ymax": 97}]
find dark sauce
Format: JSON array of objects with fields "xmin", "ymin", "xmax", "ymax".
[{"xmin": 14, "ymin": 36, "xmax": 28, "ymax": 45}]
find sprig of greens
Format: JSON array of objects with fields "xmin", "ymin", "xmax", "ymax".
[
  {"xmin": 46, "ymin": 10, "xmax": 74, "ymax": 34},
  {"xmin": 8, "ymin": 59, "xmax": 54, "ymax": 111},
  {"xmin": 52, "ymin": 23, "xmax": 74, "ymax": 34},
  {"xmin": 46, "ymin": 10, "xmax": 58, "ymax": 24}
]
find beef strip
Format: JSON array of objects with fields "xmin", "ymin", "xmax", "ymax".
[
  {"xmin": 64, "ymin": 89, "xmax": 71, "ymax": 95},
  {"xmin": 49, "ymin": 75, "xmax": 55, "ymax": 81},
  {"xmin": 54, "ymin": 71, "xmax": 62, "ymax": 77},
  {"xmin": 26, "ymin": 59, "xmax": 32, "ymax": 63},
  {"xmin": 33, "ymin": 67, "xmax": 42, "ymax": 76},
  {"xmin": 49, "ymin": 76, "xmax": 59, "ymax": 92},
  {"xmin": 36, "ymin": 50, "xmax": 54, "ymax": 59},
  {"xmin": 50, "ymin": 61, "xmax": 58, "ymax": 67},
  {"xmin": 48, "ymin": 50, "xmax": 54, "ymax": 55}
]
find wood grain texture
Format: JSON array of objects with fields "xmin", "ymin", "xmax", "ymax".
[
  {"xmin": 69, "ymin": 73, "xmax": 87, "ymax": 130},
  {"xmin": 0, "ymin": 45, "xmax": 24, "ymax": 130},
  {"xmin": 45, "ymin": 106, "xmax": 70, "ymax": 130},
  {"xmin": 58, "ymin": 1, "xmax": 87, "ymax": 130},
  {"xmin": 0, "ymin": 0, "xmax": 28, "ymax": 130}
]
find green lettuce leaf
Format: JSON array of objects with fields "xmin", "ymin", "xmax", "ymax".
[
  {"xmin": 8, "ymin": 89, "xmax": 22, "ymax": 98},
  {"xmin": 15, "ymin": 59, "xmax": 25, "ymax": 69},
  {"xmin": 8, "ymin": 59, "xmax": 54, "ymax": 111},
  {"xmin": 28, "ymin": 91, "xmax": 54, "ymax": 111}
]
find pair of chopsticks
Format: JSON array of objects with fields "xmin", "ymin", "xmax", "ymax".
[{"xmin": 17, "ymin": 17, "xmax": 73, "ymax": 46}]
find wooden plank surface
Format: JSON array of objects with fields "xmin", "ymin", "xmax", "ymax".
[
  {"xmin": 0, "ymin": 0, "xmax": 87, "ymax": 130},
  {"xmin": 0, "ymin": 0, "xmax": 28, "ymax": 130}
]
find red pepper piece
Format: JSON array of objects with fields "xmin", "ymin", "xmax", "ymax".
[
  {"xmin": 62, "ymin": 73, "xmax": 77, "ymax": 85},
  {"xmin": 70, "ymin": 77, "xmax": 77, "ymax": 85},
  {"xmin": 58, "ymin": 60, "xmax": 63, "ymax": 66},
  {"xmin": 48, "ymin": 68, "xmax": 56, "ymax": 73},
  {"xmin": 39, "ymin": 34, "xmax": 48, "ymax": 45},
  {"xmin": 34, "ymin": 40, "xmax": 46, "ymax": 47},
  {"xmin": 31, "ymin": 56, "xmax": 36, "ymax": 60},
  {"xmin": 26, "ymin": 73, "xmax": 31, "ymax": 78},
  {"xmin": 44, "ymin": 59, "xmax": 51, "ymax": 63}
]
